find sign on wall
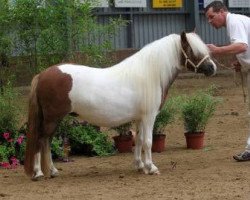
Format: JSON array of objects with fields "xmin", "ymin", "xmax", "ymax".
[
  {"xmin": 114, "ymin": 0, "xmax": 147, "ymax": 8},
  {"xmin": 80, "ymin": 0, "xmax": 109, "ymax": 7},
  {"xmin": 152, "ymin": 0, "xmax": 183, "ymax": 8},
  {"xmin": 229, "ymin": 0, "xmax": 250, "ymax": 8}
]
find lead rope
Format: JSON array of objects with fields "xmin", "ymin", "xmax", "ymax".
[{"xmin": 213, "ymin": 58, "xmax": 247, "ymax": 103}]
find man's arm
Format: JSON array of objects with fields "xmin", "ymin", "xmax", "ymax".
[{"xmin": 207, "ymin": 43, "xmax": 247, "ymax": 56}]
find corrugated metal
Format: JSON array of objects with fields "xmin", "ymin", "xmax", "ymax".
[
  {"xmin": 133, "ymin": 14, "xmax": 185, "ymax": 48},
  {"xmin": 95, "ymin": 12, "xmax": 187, "ymax": 49},
  {"xmin": 92, "ymin": 1, "xmax": 250, "ymax": 50},
  {"xmin": 93, "ymin": 0, "xmax": 188, "ymax": 49}
]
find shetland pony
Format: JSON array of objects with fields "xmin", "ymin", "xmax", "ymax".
[{"xmin": 24, "ymin": 32, "xmax": 216, "ymax": 180}]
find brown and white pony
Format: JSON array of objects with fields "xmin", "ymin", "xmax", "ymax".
[{"xmin": 24, "ymin": 32, "xmax": 216, "ymax": 180}]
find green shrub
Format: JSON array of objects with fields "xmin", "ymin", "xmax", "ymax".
[
  {"xmin": 0, "ymin": 80, "xmax": 20, "ymax": 135},
  {"xmin": 112, "ymin": 122, "xmax": 132, "ymax": 136},
  {"xmin": 0, "ymin": 79, "xmax": 25, "ymax": 167},
  {"xmin": 68, "ymin": 124, "xmax": 114, "ymax": 156},
  {"xmin": 153, "ymin": 96, "xmax": 181, "ymax": 134},
  {"xmin": 9, "ymin": 0, "xmax": 127, "ymax": 74},
  {"xmin": 56, "ymin": 117, "xmax": 115, "ymax": 157},
  {"xmin": 51, "ymin": 136, "xmax": 63, "ymax": 159},
  {"xmin": 0, "ymin": 144, "xmax": 13, "ymax": 162},
  {"xmin": 181, "ymin": 87, "xmax": 221, "ymax": 133}
]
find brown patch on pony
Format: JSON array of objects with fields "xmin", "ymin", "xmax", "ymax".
[
  {"xmin": 24, "ymin": 65, "xmax": 73, "ymax": 177},
  {"xmin": 180, "ymin": 32, "xmax": 205, "ymax": 71},
  {"xmin": 37, "ymin": 66, "xmax": 73, "ymax": 122},
  {"xmin": 159, "ymin": 90, "xmax": 168, "ymax": 111},
  {"xmin": 180, "ymin": 31, "xmax": 191, "ymax": 67}
]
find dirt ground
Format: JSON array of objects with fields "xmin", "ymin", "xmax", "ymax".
[{"xmin": 1, "ymin": 71, "xmax": 250, "ymax": 200}]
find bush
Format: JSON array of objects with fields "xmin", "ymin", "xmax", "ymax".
[
  {"xmin": 153, "ymin": 96, "xmax": 181, "ymax": 134},
  {"xmin": 181, "ymin": 87, "xmax": 221, "ymax": 133},
  {"xmin": 0, "ymin": 131, "xmax": 25, "ymax": 168},
  {"xmin": 0, "ymin": 79, "xmax": 25, "ymax": 168},
  {"xmin": 56, "ymin": 117, "xmax": 115, "ymax": 157},
  {"xmin": 0, "ymin": 80, "xmax": 20, "ymax": 134},
  {"xmin": 68, "ymin": 124, "xmax": 115, "ymax": 156},
  {"xmin": 111, "ymin": 122, "xmax": 132, "ymax": 136},
  {"xmin": 8, "ymin": 0, "xmax": 127, "ymax": 74}
]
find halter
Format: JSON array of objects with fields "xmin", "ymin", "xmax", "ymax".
[{"xmin": 181, "ymin": 47, "xmax": 210, "ymax": 73}]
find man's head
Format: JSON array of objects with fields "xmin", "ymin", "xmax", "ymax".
[{"xmin": 205, "ymin": 1, "xmax": 228, "ymax": 29}]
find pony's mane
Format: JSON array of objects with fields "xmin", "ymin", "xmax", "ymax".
[
  {"xmin": 108, "ymin": 34, "xmax": 183, "ymax": 111},
  {"xmin": 108, "ymin": 32, "xmax": 210, "ymax": 81},
  {"xmin": 185, "ymin": 33, "xmax": 210, "ymax": 57},
  {"xmin": 111, "ymin": 33, "xmax": 182, "ymax": 76}
]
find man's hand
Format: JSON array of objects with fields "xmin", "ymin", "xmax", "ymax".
[
  {"xmin": 232, "ymin": 60, "xmax": 241, "ymax": 72},
  {"xmin": 207, "ymin": 44, "xmax": 219, "ymax": 55}
]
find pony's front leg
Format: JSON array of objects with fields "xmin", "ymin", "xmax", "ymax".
[
  {"xmin": 134, "ymin": 122, "xmax": 144, "ymax": 172},
  {"xmin": 142, "ymin": 120, "xmax": 160, "ymax": 175},
  {"xmin": 32, "ymin": 152, "xmax": 44, "ymax": 181}
]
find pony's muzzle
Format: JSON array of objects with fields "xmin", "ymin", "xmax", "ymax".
[{"xmin": 197, "ymin": 63, "xmax": 216, "ymax": 76}]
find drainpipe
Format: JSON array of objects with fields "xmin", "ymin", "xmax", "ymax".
[{"xmin": 185, "ymin": 0, "xmax": 200, "ymax": 33}]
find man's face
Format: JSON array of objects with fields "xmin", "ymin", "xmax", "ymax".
[{"xmin": 205, "ymin": 7, "xmax": 225, "ymax": 29}]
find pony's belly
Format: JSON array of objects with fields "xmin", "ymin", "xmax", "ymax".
[{"xmin": 73, "ymin": 104, "xmax": 137, "ymax": 127}]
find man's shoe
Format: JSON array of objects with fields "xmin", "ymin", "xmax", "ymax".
[{"xmin": 233, "ymin": 151, "xmax": 250, "ymax": 161}]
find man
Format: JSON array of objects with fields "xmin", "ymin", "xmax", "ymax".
[{"xmin": 205, "ymin": 1, "xmax": 250, "ymax": 161}]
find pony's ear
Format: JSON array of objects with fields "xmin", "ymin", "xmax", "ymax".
[{"xmin": 181, "ymin": 31, "xmax": 189, "ymax": 48}]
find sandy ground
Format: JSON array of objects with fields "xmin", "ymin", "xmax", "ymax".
[{"xmin": 1, "ymin": 71, "xmax": 250, "ymax": 200}]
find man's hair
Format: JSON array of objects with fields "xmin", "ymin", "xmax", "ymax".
[{"xmin": 204, "ymin": 1, "xmax": 228, "ymax": 13}]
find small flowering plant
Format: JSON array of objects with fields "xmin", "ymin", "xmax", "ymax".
[{"xmin": 0, "ymin": 131, "xmax": 26, "ymax": 169}]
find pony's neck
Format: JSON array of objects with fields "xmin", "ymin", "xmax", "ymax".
[
  {"xmin": 158, "ymin": 34, "xmax": 182, "ymax": 109},
  {"xmin": 160, "ymin": 35, "xmax": 182, "ymax": 91}
]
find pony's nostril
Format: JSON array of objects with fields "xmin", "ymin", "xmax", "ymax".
[{"xmin": 204, "ymin": 65, "xmax": 214, "ymax": 76}]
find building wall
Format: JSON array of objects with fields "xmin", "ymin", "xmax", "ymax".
[{"xmin": 93, "ymin": 0, "xmax": 250, "ymax": 50}]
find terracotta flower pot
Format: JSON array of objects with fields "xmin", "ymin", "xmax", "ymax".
[
  {"xmin": 184, "ymin": 132, "xmax": 205, "ymax": 149},
  {"xmin": 152, "ymin": 134, "xmax": 166, "ymax": 153},
  {"xmin": 113, "ymin": 135, "xmax": 133, "ymax": 153}
]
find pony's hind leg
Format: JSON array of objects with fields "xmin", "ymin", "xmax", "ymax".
[
  {"xmin": 36, "ymin": 120, "xmax": 59, "ymax": 179},
  {"xmin": 49, "ymin": 150, "xmax": 59, "ymax": 178},
  {"xmin": 48, "ymin": 137, "xmax": 59, "ymax": 178},
  {"xmin": 32, "ymin": 152, "xmax": 44, "ymax": 181},
  {"xmin": 134, "ymin": 122, "xmax": 144, "ymax": 172}
]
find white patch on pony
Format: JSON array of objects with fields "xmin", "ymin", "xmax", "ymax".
[{"xmin": 58, "ymin": 34, "xmax": 185, "ymax": 127}]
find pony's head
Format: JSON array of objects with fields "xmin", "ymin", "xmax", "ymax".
[{"xmin": 180, "ymin": 32, "xmax": 216, "ymax": 76}]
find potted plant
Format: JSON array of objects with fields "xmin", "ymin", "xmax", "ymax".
[
  {"xmin": 181, "ymin": 87, "xmax": 220, "ymax": 149},
  {"xmin": 56, "ymin": 117, "xmax": 115, "ymax": 157},
  {"xmin": 112, "ymin": 122, "xmax": 133, "ymax": 153},
  {"xmin": 152, "ymin": 97, "xmax": 178, "ymax": 152}
]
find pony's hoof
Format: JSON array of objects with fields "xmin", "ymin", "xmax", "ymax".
[
  {"xmin": 51, "ymin": 172, "xmax": 59, "ymax": 178},
  {"xmin": 145, "ymin": 164, "xmax": 160, "ymax": 175},
  {"xmin": 31, "ymin": 174, "xmax": 44, "ymax": 181},
  {"xmin": 32, "ymin": 171, "xmax": 44, "ymax": 181},
  {"xmin": 149, "ymin": 170, "xmax": 160, "ymax": 175},
  {"xmin": 137, "ymin": 168, "xmax": 144, "ymax": 174}
]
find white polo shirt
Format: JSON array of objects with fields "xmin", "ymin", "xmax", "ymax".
[{"xmin": 226, "ymin": 13, "xmax": 250, "ymax": 68}]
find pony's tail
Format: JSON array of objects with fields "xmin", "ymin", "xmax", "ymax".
[{"xmin": 24, "ymin": 74, "xmax": 42, "ymax": 177}]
